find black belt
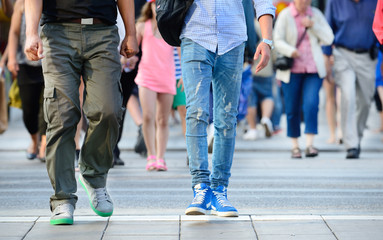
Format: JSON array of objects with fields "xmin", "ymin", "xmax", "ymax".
[
  {"xmin": 337, "ymin": 45, "xmax": 369, "ymax": 54},
  {"xmin": 68, "ymin": 18, "xmax": 104, "ymax": 25}
]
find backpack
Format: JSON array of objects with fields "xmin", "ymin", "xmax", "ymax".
[{"xmin": 155, "ymin": 0, "xmax": 194, "ymax": 47}]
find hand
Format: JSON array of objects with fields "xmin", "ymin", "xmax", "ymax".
[
  {"xmin": 24, "ymin": 33, "xmax": 44, "ymax": 61},
  {"xmin": 328, "ymin": 55, "xmax": 334, "ymax": 65},
  {"xmin": 291, "ymin": 50, "xmax": 300, "ymax": 58},
  {"xmin": 324, "ymin": 55, "xmax": 334, "ymax": 83},
  {"xmin": 177, "ymin": 77, "xmax": 184, "ymax": 92},
  {"xmin": 301, "ymin": 16, "xmax": 313, "ymax": 28},
  {"xmin": 120, "ymin": 56, "xmax": 128, "ymax": 70},
  {"xmin": 253, "ymin": 42, "xmax": 271, "ymax": 73},
  {"xmin": 0, "ymin": 60, "xmax": 4, "ymax": 74},
  {"xmin": 120, "ymin": 35, "xmax": 139, "ymax": 58},
  {"xmin": 126, "ymin": 56, "xmax": 139, "ymax": 70},
  {"xmin": 7, "ymin": 58, "xmax": 19, "ymax": 77}
]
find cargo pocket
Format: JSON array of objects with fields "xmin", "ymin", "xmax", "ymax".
[{"xmin": 43, "ymin": 87, "xmax": 61, "ymax": 126}]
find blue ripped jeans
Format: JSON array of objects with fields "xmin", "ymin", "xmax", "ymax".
[{"xmin": 181, "ymin": 38, "xmax": 245, "ymax": 189}]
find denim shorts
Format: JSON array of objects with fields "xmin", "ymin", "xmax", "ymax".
[{"xmin": 247, "ymin": 76, "xmax": 273, "ymax": 107}]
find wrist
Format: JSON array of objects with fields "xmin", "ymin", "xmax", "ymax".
[{"xmin": 262, "ymin": 39, "xmax": 274, "ymax": 50}]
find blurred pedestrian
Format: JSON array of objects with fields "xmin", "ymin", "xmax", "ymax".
[
  {"xmin": 0, "ymin": 0, "xmax": 13, "ymax": 53},
  {"xmin": 7, "ymin": 0, "xmax": 46, "ymax": 161},
  {"xmin": 373, "ymin": 0, "xmax": 383, "ymax": 45},
  {"xmin": 322, "ymin": 52, "xmax": 343, "ymax": 144},
  {"xmin": 182, "ymin": 0, "xmax": 275, "ymax": 217},
  {"xmin": 243, "ymin": 21, "xmax": 275, "ymax": 141},
  {"xmin": 24, "ymin": 0, "xmax": 138, "ymax": 225},
  {"xmin": 172, "ymin": 48, "xmax": 186, "ymax": 137},
  {"xmin": 374, "ymin": 50, "xmax": 383, "ymax": 140},
  {"xmin": 323, "ymin": 0, "xmax": 378, "ymax": 159},
  {"xmin": 274, "ymin": 0, "xmax": 334, "ymax": 158},
  {"xmin": 112, "ymin": 12, "xmax": 142, "ymax": 167},
  {"xmin": 134, "ymin": 0, "xmax": 176, "ymax": 171}
]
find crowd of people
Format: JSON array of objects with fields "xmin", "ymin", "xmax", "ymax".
[{"xmin": 0, "ymin": 0, "xmax": 382, "ymax": 226}]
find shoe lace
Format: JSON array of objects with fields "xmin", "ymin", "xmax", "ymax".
[
  {"xmin": 95, "ymin": 188, "xmax": 110, "ymax": 203},
  {"xmin": 192, "ymin": 188, "xmax": 208, "ymax": 205},
  {"xmin": 213, "ymin": 191, "xmax": 231, "ymax": 207}
]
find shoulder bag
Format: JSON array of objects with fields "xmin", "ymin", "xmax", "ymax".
[
  {"xmin": 155, "ymin": 0, "xmax": 194, "ymax": 47},
  {"xmin": 275, "ymin": 28, "xmax": 308, "ymax": 70}
]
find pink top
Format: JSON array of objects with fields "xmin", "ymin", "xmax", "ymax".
[
  {"xmin": 290, "ymin": 2, "xmax": 317, "ymax": 74},
  {"xmin": 135, "ymin": 20, "xmax": 176, "ymax": 95},
  {"xmin": 373, "ymin": 0, "xmax": 383, "ymax": 44}
]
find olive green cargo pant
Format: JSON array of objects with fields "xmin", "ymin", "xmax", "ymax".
[{"xmin": 40, "ymin": 23, "xmax": 123, "ymax": 210}]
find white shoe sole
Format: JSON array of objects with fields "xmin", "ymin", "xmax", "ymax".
[
  {"xmin": 211, "ymin": 209, "xmax": 239, "ymax": 217},
  {"xmin": 185, "ymin": 207, "xmax": 210, "ymax": 215}
]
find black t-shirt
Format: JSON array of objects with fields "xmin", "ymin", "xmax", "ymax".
[{"xmin": 41, "ymin": 0, "xmax": 117, "ymax": 25}]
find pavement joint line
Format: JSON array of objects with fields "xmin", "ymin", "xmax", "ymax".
[
  {"xmin": 249, "ymin": 215, "xmax": 260, "ymax": 240},
  {"xmin": 178, "ymin": 215, "xmax": 181, "ymax": 240},
  {"xmin": 321, "ymin": 215, "xmax": 340, "ymax": 240},
  {"xmin": 0, "ymin": 217, "xmax": 39, "ymax": 222},
  {"xmin": 21, "ymin": 216, "xmax": 39, "ymax": 240},
  {"xmin": 181, "ymin": 215, "xmax": 250, "ymax": 221},
  {"xmin": 100, "ymin": 217, "xmax": 110, "ymax": 240},
  {"xmin": 251, "ymin": 215, "xmax": 323, "ymax": 221},
  {"xmin": 110, "ymin": 215, "xmax": 179, "ymax": 221},
  {"xmin": 36, "ymin": 216, "xmax": 108, "ymax": 222},
  {"xmin": 321, "ymin": 215, "xmax": 383, "ymax": 220},
  {"xmin": 2, "ymin": 215, "xmax": 383, "ymax": 223}
]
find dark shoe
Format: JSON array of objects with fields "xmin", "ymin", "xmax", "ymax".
[
  {"xmin": 26, "ymin": 152, "xmax": 37, "ymax": 160},
  {"xmin": 75, "ymin": 149, "xmax": 80, "ymax": 170},
  {"xmin": 207, "ymin": 124, "xmax": 214, "ymax": 154},
  {"xmin": 346, "ymin": 148, "xmax": 359, "ymax": 159},
  {"xmin": 208, "ymin": 138, "xmax": 214, "ymax": 154},
  {"xmin": 291, "ymin": 148, "xmax": 302, "ymax": 159},
  {"xmin": 261, "ymin": 117, "xmax": 273, "ymax": 138},
  {"xmin": 357, "ymin": 144, "xmax": 361, "ymax": 156},
  {"xmin": 305, "ymin": 146, "xmax": 319, "ymax": 158},
  {"xmin": 134, "ymin": 125, "xmax": 147, "ymax": 156},
  {"xmin": 113, "ymin": 156, "xmax": 125, "ymax": 166}
]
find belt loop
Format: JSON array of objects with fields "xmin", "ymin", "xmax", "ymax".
[{"xmin": 81, "ymin": 18, "xmax": 93, "ymax": 25}]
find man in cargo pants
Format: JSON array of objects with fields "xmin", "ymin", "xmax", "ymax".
[{"xmin": 24, "ymin": 0, "xmax": 138, "ymax": 225}]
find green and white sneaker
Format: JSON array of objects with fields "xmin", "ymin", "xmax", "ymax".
[
  {"xmin": 50, "ymin": 203, "xmax": 74, "ymax": 225},
  {"xmin": 79, "ymin": 174, "xmax": 113, "ymax": 217}
]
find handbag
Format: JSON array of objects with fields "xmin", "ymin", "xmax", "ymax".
[
  {"xmin": 155, "ymin": 0, "xmax": 194, "ymax": 47},
  {"xmin": 274, "ymin": 56, "xmax": 294, "ymax": 70},
  {"xmin": 275, "ymin": 28, "xmax": 308, "ymax": 70}
]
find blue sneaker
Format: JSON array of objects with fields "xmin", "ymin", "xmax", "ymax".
[
  {"xmin": 185, "ymin": 183, "xmax": 212, "ymax": 215},
  {"xmin": 211, "ymin": 186, "xmax": 238, "ymax": 217}
]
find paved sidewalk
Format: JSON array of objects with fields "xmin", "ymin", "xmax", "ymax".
[{"xmin": 2, "ymin": 215, "xmax": 383, "ymax": 240}]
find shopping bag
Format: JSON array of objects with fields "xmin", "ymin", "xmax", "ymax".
[{"xmin": 8, "ymin": 79, "xmax": 22, "ymax": 109}]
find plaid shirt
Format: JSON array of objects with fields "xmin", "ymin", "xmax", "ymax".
[{"xmin": 180, "ymin": 0, "xmax": 275, "ymax": 55}]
